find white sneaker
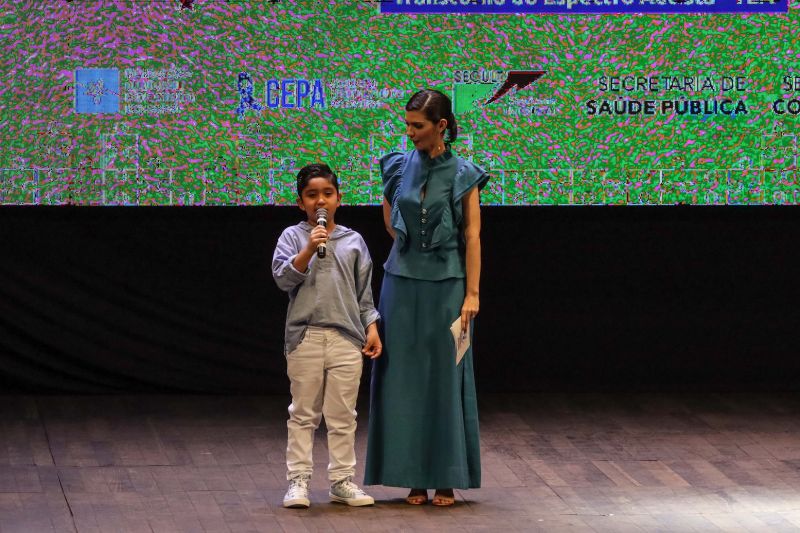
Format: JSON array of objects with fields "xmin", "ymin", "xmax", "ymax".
[
  {"xmin": 283, "ymin": 475, "xmax": 310, "ymax": 508},
  {"xmin": 329, "ymin": 477, "xmax": 375, "ymax": 506}
]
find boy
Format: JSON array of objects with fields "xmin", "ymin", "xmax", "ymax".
[{"xmin": 272, "ymin": 163, "xmax": 382, "ymax": 508}]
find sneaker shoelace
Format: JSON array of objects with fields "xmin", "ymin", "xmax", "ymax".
[
  {"xmin": 287, "ymin": 477, "xmax": 309, "ymax": 498},
  {"xmin": 333, "ymin": 478, "xmax": 365, "ymax": 497}
]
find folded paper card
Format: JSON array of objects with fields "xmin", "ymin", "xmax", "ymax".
[{"xmin": 450, "ymin": 316, "xmax": 470, "ymax": 365}]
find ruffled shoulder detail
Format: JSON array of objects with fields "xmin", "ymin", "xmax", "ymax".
[
  {"xmin": 380, "ymin": 151, "xmax": 407, "ymax": 201},
  {"xmin": 381, "ymin": 151, "xmax": 413, "ymax": 253},
  {"xmin": 452, "ymin": 158, "xmax": 490, "ymax": 227},
  {"xmin": 453, "ymin": 158, "xmax": 490, "ymax": 203}
]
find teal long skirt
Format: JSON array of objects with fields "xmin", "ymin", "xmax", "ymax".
[{"xmin": 364, "ymin": 273, "xmax": 481, "ymax": 489}]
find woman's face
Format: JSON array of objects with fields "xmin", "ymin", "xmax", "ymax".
[{"xmin": 405, "ymin": 110, "xmax": 446, "ymax": 154}]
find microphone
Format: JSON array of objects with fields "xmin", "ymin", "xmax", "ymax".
[{"xmin": 315, "ymin": 207, "xmax": 327, "ymax": 258}]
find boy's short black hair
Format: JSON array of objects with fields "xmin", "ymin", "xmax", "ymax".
[{"xmin": 296, "ymin": 163, "xmax": 339, "ymax": 196}]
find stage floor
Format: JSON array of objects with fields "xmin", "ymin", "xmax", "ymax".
[{"xmin": 1, "ymin": 393, "xmax": 800, "ymax": 532}]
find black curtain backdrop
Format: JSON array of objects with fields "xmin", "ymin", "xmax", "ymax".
[{"xmin": 1, "ymin": 205, "xmax": 800, "ymax": 393}]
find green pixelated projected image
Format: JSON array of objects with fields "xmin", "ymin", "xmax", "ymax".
[{"xmin": 1, "ymin": 0, "xmax": 799, "ymax": 206}]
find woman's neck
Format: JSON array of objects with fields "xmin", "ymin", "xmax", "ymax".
[{"xmin": 426, "ymin": 141, "xmax": 446, "ymax": 159}]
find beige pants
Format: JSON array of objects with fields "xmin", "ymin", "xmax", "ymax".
[{"xmin": 286, "ymin": 326, "xmax": 363, "ymax": 482}]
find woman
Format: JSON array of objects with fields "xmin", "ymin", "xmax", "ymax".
[{"xmin": 365, "ymin": 89, "xmax": 488, "ymax": 506}]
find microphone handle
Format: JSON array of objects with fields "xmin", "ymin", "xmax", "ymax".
[{"xmin": 317, "ymin": 219, "xmax": 327, "ymax": 258}]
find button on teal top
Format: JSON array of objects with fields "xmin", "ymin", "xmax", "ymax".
[{"xmin": 382, "ymin": 149, "xmax": 490, "ymax": 281}]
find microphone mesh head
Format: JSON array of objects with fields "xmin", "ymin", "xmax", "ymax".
[{"xmin": 315, "ymin": 207, "xmax": 328, "ymax": 224}]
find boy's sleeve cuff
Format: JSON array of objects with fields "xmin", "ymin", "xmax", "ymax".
[
  {"xmin": 283, "ymin": 255, "xmax": 309, "ymax": 281},
  {"xmin": 362, "ymin": 310, "xmax": 381, "ymax": 329}
]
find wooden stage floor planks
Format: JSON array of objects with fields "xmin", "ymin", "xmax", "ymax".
[{"xmin": 1, "ymin": 393, "xmax": 800, "ymax": 532}]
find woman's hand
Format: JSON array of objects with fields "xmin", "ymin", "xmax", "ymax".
[
  {"xmin": 460, "ymin": 293, "xmax": 479, "ymax": 335},
  {"xmin": 461, "ymin": 187, "xmax": 481, "ymax": 335}
]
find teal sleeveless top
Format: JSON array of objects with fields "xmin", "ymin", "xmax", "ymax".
[{"xmin": 382, "ymin": 149, "xmax": 489, "ymax": 281}]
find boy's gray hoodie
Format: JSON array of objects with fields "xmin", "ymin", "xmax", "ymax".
[{"xmin": 272, "ymin": 221, "xmax": 380, "ymax": 355}]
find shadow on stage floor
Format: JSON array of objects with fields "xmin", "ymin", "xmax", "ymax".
[{"xmin": 1, "ymin": 393, "xmax": 800, "ymax": 532}]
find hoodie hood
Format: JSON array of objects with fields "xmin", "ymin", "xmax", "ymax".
[{"xmin": 298, "ymin": 221, "xmax": 353, "ymax": 240}]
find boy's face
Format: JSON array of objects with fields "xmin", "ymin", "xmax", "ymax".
[{"xmin": 297, "ymin": 176, "xmax": 341, "ymax": 225}]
